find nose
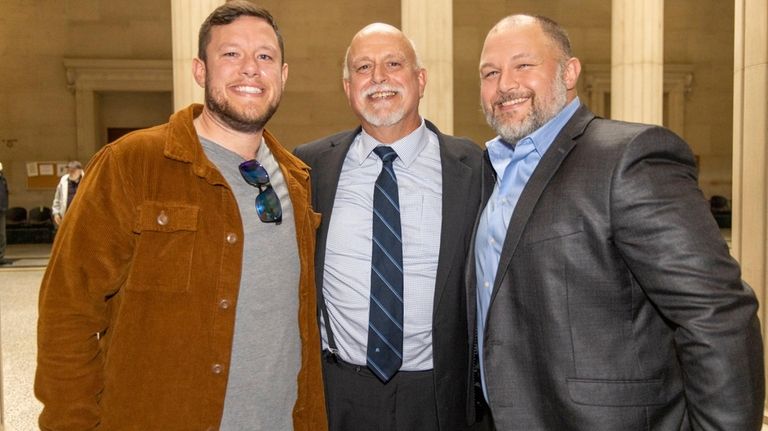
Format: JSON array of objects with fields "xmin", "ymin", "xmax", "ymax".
[
  {"xmin": 242, "ymin": 56, "xmax": 261, "ymax": 78},
  {"xmin": 371, "ymin": 63, "xmax": 387, "ymax": 84},
  {"xmin": 497, "ymin": 69, "xmax": 519, "ymax": 93}
]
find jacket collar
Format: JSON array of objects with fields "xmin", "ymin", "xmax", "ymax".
[{"xmin": 162, "ymin": 104, "xmax": 309, "ymax": 184}]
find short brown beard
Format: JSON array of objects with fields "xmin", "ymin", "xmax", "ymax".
[{"xmin": 204, "ymin": 77, "xmax": 280, "ymax": 134}]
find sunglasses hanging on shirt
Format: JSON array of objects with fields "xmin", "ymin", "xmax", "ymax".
[{"xmin": 238, "ymin": 159, "xmax": 283, "ymax": 225}]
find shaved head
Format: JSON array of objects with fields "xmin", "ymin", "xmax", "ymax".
[
  {"xmin": 487, "ymin": 14, "xmax": 573, "ymax": 62},
  {"xmin": 342, "ymin": 23, "xmax": 422, "ymax": 81}
]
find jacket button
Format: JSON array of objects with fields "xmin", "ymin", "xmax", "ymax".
[
  {"xmin": 157, "ymin": 211, "xmax": 169, "ymax": 226},
  {"xmin": 218, "ymin": 299, "xmax": 231, "ymax": 310},
  {"xmin": 211, "ymin": 363, "xmax": 224, "ymax": 375},
  {"xmin": 226, "ymin": 233, "xmax": 238, "ymax": 244}
]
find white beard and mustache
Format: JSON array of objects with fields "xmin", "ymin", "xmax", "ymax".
[{"xmin": 357, "ymin": 84, "xmax": 407, "ymax": 127}]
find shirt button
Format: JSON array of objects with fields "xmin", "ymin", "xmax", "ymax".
[
  {"xmin": 484, "ymin": 281, "xmax": 490, "ymax": 288},
  {"xmin": 226, "ymin": 233, "xmax": 238, "ymax": 244},
  {"xmin": 211, "ymin": 363, "xmax": 224, "ymax": 375},
  {"xmin": 218, "ymin": 299, "xmax": 231, "ymax": 310},
  {"xmin": 156, "ymin": 211, "xmax": 169, "ymax": 226},
  {"xmin": 489, "ymin": 238, "xmax": 495, "ymax": 244}
]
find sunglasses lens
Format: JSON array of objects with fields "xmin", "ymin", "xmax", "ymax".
[
  {"xmin": 239, "ymin": 160, "xmax": 270, "ymax": 185},
  {"xmin": 255, "ymin": 186, "xmax": 282, "ymax": 223}
]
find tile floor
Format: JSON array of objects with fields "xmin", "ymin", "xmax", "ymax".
[{"xmin": 1, "ymin": 243, "xmax": 48, "ymax": 431}]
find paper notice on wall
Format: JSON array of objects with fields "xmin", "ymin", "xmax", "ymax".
[
  {"xmin": 56, "ymin": 162, "xmax": 68, "ymax": 176},
  {"xmin": 26, "ymin": 162, "xmax": 39, "ymax": 176},
  {"xmin": 39, "ymin": 163, "xmax": 55, "ymax": 175}
]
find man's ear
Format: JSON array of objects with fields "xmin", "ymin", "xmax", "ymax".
[
  {"xmin": 192, "ymin": 57, "xmax": 206, "ymax": 88},
  {"xmin": 342, "ymin": 78, "xmax": 351, "ymax": 103},
  {"xmin": 281, "ymin": 63, "xmax": 289, "ymax": 90},
  {"xmin": 563, "ymin": 57, "xmax": 581, "ymax": 91}
]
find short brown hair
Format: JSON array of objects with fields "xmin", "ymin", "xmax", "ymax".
[
  {"xmin": 531, "ymin": 15, "xmax": 572, "ymax": 60},
  {"xmin": 198, "ymin": 1, "xmax": 285, "ymax": 64}
]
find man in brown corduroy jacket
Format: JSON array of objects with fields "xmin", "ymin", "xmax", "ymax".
[{"xmin": 35, "ymin": 2, "xmax": 327, "ymax": 430}]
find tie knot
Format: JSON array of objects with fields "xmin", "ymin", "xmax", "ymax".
[{"xmin": 373, "ymin": 146, "xmax": 398, "ymax": 164}]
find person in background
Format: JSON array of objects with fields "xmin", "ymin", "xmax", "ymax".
[
  {"xmin": 51, "ymin": 160, "xmax": 83, "ymax": 226},
  {"xmin": 35, "ymin": 2, "xmax": 326, "ymax": 430},
  {"xmin": 472, "ymin": 14, "xmax": 764, "ymax": 430},
  {"xmin": 295, "ymin": 23, "xmax": 488, "ymax": 431}
]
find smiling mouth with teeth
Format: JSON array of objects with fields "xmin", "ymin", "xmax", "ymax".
[
  {"xmin": 369, "ymin": 91, "xmax": 397, "ymax": 99},
  {"xmin": 498, "ymin": 96, "xmax": 529, "ymax": 107},
  {"xmin": 233, "ymin": 86, "xmax": 264, "ymax": 94}
]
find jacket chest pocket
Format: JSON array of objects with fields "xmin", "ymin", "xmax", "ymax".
[{"xmin": 127, "ymin": 201, "xmax": 200, "ymax": 293}]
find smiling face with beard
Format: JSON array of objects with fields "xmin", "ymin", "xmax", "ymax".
[
  {"xmin": 343, "ymin": 24, "xmax": 426, "ymax": 141},
  {"xmin": 483, "ymin": 63, "xmax": 567, "ymax": 143},
  {"xmin": 479, "ymin": 17, "xmax": 579, "ymax": 144},
  {"xmin": 194, "ymin": 16, "xmax": 288, "ymax": 135},
  {"xmin": 204, "ymin": 72, "xmax": 280, "ymax": 134}
]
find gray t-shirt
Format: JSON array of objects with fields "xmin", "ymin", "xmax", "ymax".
[{"xmin": 200, "ymin": 136, "xmax": 300, "ymax": 431}]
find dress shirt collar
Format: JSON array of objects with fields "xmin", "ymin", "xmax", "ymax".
[
  {"xmin": 354, "ymin": 118, "xmax": 427, "ymax": 169},
  {"xmin": 486, "ymin": 97, "xmax": 581, "ymax": 179}
]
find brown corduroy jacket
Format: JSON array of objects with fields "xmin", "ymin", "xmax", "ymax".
[{"xmin": 35, "ymin": 104, "xmax": 328, "ymax": 431}]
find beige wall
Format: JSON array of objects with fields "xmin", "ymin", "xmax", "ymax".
[
  {"xmin": 0, "ymin": 0, "xmax": 736, "ymax": 209},
  {"xmin": 0, "ymin": 0, "xmax": 172, "ymax": 209}
]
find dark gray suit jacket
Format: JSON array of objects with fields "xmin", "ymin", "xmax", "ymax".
[
  {"xmin": 295, "ymin": 120, "xmax": 483, "ymax": 430},
  {"xmin": 469, "ymin": 105, "xmax": 764, "ymax": 430}
]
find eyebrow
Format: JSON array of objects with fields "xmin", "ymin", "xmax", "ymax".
[{"xmin": 216, "ymin": 42, "xmax": 278, "ymax": 52}]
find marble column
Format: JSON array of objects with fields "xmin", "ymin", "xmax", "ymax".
[
  {"xmin": 171, "ymin": 0, "xmax": 224, "ymax": 110},
  {"xmin": 731, "ymin": 0, "xmax": 768, "ymax": 405},
  {"xmin": 610, "ymin": 0, "xmax": 664, "ymax": 125},
  {"xmin": 401, "ymin": 0, "xmax": 453, "ymax": 133}
]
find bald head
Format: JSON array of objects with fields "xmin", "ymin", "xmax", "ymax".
[
  {"xmin": 342, "ymin": 23, "xmax": 422, "ymax": 81},
  {"xmin": 487, "ymin": 14, "xmax": 573, "ymax": 62}
]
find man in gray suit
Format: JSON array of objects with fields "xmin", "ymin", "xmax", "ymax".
[
  {"xmin": 472, "ymin": 14, "xmax": 764, "ymax": 430},
  {"xmin": 295, "ymin": 23, "xmax": 487, "ymax": 430}
]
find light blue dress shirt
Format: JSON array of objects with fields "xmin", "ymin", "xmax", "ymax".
[
  {"xmin": 475, "ymin": 98, "xmax": 581, "ymax": 399},
  {"xmin": 322, "ymin": 120, "xmax": 443, "ymax": 370}
]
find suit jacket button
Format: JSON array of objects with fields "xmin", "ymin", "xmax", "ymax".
[{"xmin": 226, "ymin": 233, "xmax": 238, "ymax": 244}]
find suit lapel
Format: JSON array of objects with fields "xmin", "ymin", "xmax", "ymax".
[
  {"xmin": 466, "ymin": 151, "xmax": 496, "ymax": 341},
  {"xmin": 428, "ymin": 121, "xmax": 473, "ymax": 312},
  {"xmin": 313, "ymin": 128, "xmax": 360, "ymax": 284},
  {"xmin": 489, "ymin": 106, "xmax": 595, "ymax": 305}
]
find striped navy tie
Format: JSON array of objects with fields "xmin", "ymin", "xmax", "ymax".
[{"xmin": 367, "ymin": 146, "xmax": 404, "ymax": 383}]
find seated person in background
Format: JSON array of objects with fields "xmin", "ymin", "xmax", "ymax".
[{"xmin": 51, "ymin": 160, "xmax": 83, "ymax": 226}]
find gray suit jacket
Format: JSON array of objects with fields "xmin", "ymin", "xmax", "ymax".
[
  {"xmin": 469, "ymin": 105, "xmax": 764, "ymax": 430},
  {"xmin": 295, "ymin": 120, "xmax": 484, "ymax": 429}
]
